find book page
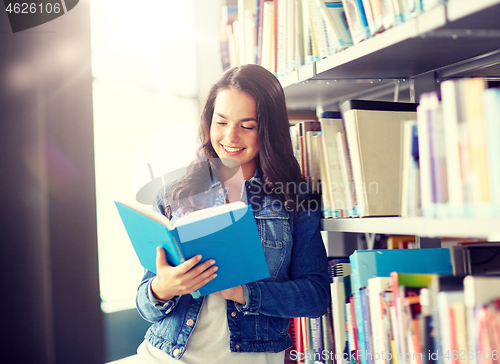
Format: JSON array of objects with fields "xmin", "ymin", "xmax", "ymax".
[
  {"xmin": 116, "ymin": 201, "xmax": 174, "ymax": 230},
  {"xmin": 175, "ymin": 201, "xmax": 248, "ymax": 227}
]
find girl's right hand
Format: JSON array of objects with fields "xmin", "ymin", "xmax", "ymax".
[{"xmin": 150, "ymin": 247, "xmax": 218, "ymax": 302}]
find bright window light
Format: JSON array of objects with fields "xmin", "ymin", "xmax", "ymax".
[{"xmin": 90, "ymin": 0, "xmax": 199, "ymax": 313}]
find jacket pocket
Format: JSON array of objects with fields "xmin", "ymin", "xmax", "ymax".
[
  {"xmin": 255, "ymin": 208, "xmax": 290, "ymax": 248},
  {"xmin": 255, "ymin": 206, "xmax": 290, "ymax": 280}
]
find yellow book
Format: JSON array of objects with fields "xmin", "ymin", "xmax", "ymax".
[{"xmin": 461, "ymin": 78, "xmax": 491, "ymax": 215}]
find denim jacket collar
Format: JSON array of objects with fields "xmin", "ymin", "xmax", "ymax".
[{"xmin": 208, "ymin": 166, "xmax": 265, "ymax": 189}]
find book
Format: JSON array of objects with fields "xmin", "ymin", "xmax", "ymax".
[
  {"xmin": 349, "ymin": 295, "xmax": 360, "ymax": 362},
  {"xmin": 437, "ymin": 291, "xmax": 465, "ymax": 364},
  {"xmin": 449, "ymin": 301, "xmax": 468, "ymax": 364},
  {"xmin": 318, "ymin": 132, "xmax": 334, "ymax": 218},
  {"xmin": 337, "ymin": 131, "xmax": 358, "ymax": 217},
  {"xmin": 349, "ymin": 249, "xmax": 453, "ymax": 364},
  {"xmin": 260, "ymin": 1, "xmax": 275, "ymax": 72},
  {"xmin": 463, "ymin": 276, "xmax": 500, "ymax": 364},
  {"xmin": 299, "ymin": 120, "xmax": 322, "ymax": 182},
  {"xmin": 428, "ymin": 275, "xmax": 466, "ymax": 362},
  {"xmin": 382, "ymin": 292, "xmax": 395, "ymax": 364},
  {"xmin": 380, "ymin": 0, "xmax": 396, "ymax": 29},
  {"xmin": 369, "ymin": 0, "xmax": 383, "ymax": 33},
  {"xmin": 307, "ymin": 0, "xmax": 332, "ymax": 58},
  {"xmin": 417, "ymin": 93, "xmax": 434, "ymax": 218},
  {"xmin": 238, "ymin": 0, "xmax": 258, "ymax": 65},
  {"xmin": 401, "ymin": 120, "xmax": 420, "ymax": 217},
  {"xmin": 421, "ymin": 92, "xmax": 449, "ymax": 217},
  {"xmin": 440, "ymin": 80, "xmax": 465, "ymax": 217},
  {"xmin": 319, "ymin": 111, "xmax": 348, "ymax": 218},
  {"xmin": 322, "ymin": 310, "xmax": 335, "ymax": 364},
  {"xmin": 386, "ymin": 235, "xmax": 416, "ymax": 250},
  {"xmin": 340, "ymin": 100, "xmax": 418, "ymax": 217},
  {"xmin": 390, "ymin": 272, "xmax": 433, "ymax": 364},
  {"xmin": 483, "ymin": 87, "xmax": 500, "ymax": 216},
  {"xmin": 462, "ymin": 78, "xmax": 491, "ymax": 216},
  {"xmin": 360, "ymin": 287, "xmax": 374, "ymax": 364},
  {"xmin": 332, "ymin": 277, "xmax": 349, "ymax": 363},
  {"xmin": 115, "ymin": 201, "xmax": 270, "ymax": 298},
  {"xmin": 314, "ymin": 0, "xmax": 344, "ymax": 55},
  {"xmin": 324, "ymin": 0, "xmax": 353, "ymax": 47},
  {"xmin": 367, "ymin": 277, "xmax": 392, "ymax": 364},
  {"xmin": 328, "ymin": 259, "xmax": 351, "ymax": 362},
  {"xmin": 341, "ymin": 0, "xmax": 370, "ymax": 44},
  {"xmin": 307, "ymin": 131, "xmax": 321, "ymax": 193}
]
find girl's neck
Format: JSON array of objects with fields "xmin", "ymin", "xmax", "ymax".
[{"xmin": 218, "ymin": 163, "xmax": 255, "ymax": 204}]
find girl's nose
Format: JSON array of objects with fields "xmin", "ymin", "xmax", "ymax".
[{"xmin": 225, "ymin": 125, "xmax": 239, "ymax": 143}]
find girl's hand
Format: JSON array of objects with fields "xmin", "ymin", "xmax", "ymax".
[
  {"xmin": 151, "ymin": 247, "xmax": 218, "ymax": 302},
  {"xmin": 213, "ymin": 285, "xmax": 246, "ymax": 305}
]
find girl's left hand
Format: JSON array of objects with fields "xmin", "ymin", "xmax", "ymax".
[{"xmin": 213, "ymin": 285, "xmax": 246, "ymax": 305}]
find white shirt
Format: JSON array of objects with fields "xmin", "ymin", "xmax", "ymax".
[{"xmin": 137, "ymin": 294, "xmax": 285, "ymax": 364}]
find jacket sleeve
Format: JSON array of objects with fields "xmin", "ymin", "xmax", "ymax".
[
  {"xmin": 135, "ymin": 185, "xmax": 181, "ymax": 323},
  {"xmin": 234, "ymin": 204, "xmax": 331, "ymax": 318},
  {"xmin": 136, "ymin": 269, "xmax": 181, "ymax": 323}
]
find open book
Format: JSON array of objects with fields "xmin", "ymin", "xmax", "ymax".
[{"xmin": 115, "ymin": 201, "xmax": 270, "ymax": 298}]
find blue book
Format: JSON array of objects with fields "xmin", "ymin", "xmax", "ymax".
[
  {"xmin": 349, "ymin": 249, "xmax": 452, "ymax": 364},
  {"xmin": 360, "ymin": 288, "xmax": 373, "ymax": 364},
  {"xmin": 115, "ymin": 201, "xmax": 270, "ymax": 298}
]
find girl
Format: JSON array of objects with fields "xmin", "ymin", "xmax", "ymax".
[{"xmin": 136, "ymin": 64, "xmax": 330, "ymax": 363}]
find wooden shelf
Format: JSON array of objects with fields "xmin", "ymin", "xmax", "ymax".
[
  {"xmin": 321, "ymin": 217, "xmax": 500, "ymax": 240},
  {"xmin": 281, "ymin": 0, "xmax": 500, "ymax": 109}
]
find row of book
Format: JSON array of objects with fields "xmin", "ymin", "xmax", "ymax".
[
  {"xmin": 291, "ymin": 81, "xmax": 500, "ymax": 219},
  {"xmin": 288, "ymin": 248, "xmax": 500, "ymax": 364},
  {"xmin": 220, "ymin": 0, "xmax": 352, "ymax": 76},
  {"xmin": 220, "ymin": 0, "xmax": 448, "ymax": 76},
  {"xmin": 407, "ymin": 80, "xmax": 500, "ymax": 218},
  {"xmin": 291, "ymin": 100, "xmax": 418, "ymax": 218}
]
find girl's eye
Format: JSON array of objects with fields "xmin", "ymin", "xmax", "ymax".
[
  {"xmin": 242, "ymin": 125, "xmax": 254, "ymax": 130},
  {"xmin": 216, "ymin": 121, "xmax": 226, "ymax": 125}
]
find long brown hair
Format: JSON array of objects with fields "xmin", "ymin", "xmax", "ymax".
[{"xmin": 164, "ymin": 64, "xmax": 305, "ymax": 215}]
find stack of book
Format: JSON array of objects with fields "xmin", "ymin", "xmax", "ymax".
[
  {"xmin": 290, "ymin": 81, "xmax": 500, "ymax": 220},
  {"xmin": 413, "ymin": 79, "xmax": 500, "ymax": 218},
  {"xmin": 289, "ymin": 257, "xmax": 350, "ymax": 363},
  {"xmin": 221, "ymin": 0, "xmax": 449, "ymax": 76},
  {"xmin": 290, "ymin": 248, "xmax": 500, "ymax": 364},
  {"xmin": 291, "ymin": 100, "xmax": 418, "ymax": 218},
  {"xmin": 221, "ymin": 0, "xmax": 353, "ymax": 76}
]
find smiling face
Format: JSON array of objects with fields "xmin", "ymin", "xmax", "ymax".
[{"xmin": 210, "ymin": 87, "xmax": 259, "ymax": 180}]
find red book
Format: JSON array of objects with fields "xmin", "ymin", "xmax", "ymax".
[{"xmin": 349, "ymin": 296, "xmax": 360, "ymax": 355}]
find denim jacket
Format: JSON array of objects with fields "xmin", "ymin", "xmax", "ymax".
[{"xmin": 135, "ymin": 168, "xmax": 330, "ymax": 359}]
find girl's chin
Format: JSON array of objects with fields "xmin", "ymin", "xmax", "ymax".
[{"xmin": 219, "ymin": 157, "xmax": 241, "ymax": 169}]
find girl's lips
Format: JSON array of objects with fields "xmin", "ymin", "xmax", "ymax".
[
  {"xmin": 222, "ymin": 144, "xmax": 245, "ymax": 152},
  {"xmin": 221, "ymin": 144, "xmax": 245, "ymax": 155}
]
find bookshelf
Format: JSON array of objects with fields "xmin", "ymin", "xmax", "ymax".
[
  {"xmin": 281, "ymin": 0, "xmax": 500, "ymax": 109},
  {"xmin": 321, "ymin": 217, "xmax": 500, "ymax": 240},
  {"xmin": 271, "ymin": 0, "xmax": 500, "ymax": 240},
  {"xmin": 224, "ymin": 1, "xmax": 500, "ymax": 362}
]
